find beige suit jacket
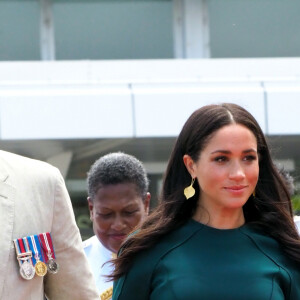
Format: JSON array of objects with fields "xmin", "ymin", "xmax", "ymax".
[{"xmin": 0, "ymin": 150, "xmax": 99, "ymax": 300}]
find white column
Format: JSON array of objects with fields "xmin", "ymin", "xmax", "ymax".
[
  {"xmin": 173, "ymin": 0, "xmax": 210, "ymax": 58},
  {"xmin": 40, "ymin": 0, "xmax": 56, "ymax": 60}
]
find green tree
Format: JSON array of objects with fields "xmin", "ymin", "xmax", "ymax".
[{"xmin": 292, "ymin": 194, "xmax": 300, "ymax": 215}]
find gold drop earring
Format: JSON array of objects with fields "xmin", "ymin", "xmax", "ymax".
[{"xmin": 184, "ymin": 178, "xmax": 195, "ymax": 200}]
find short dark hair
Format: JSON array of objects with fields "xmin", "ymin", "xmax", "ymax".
[{"xmin": 87, "ymin": 152, "xmax": 149, "ymax": 200}]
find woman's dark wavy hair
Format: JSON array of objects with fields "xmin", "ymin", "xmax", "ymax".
[{"xmin": 110, "ymin": 103, "xmax": 300, "ymax": 281}]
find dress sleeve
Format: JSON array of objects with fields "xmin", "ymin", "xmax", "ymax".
[
  {"xmin": 112, "ymin": 221, "xmax": 201, "ymax": 300},
  {"xmin": 288, "ymin": 266, "xmax": 300, "ymax": 300},
  {"xmin": 112, "ymin": 268, "xmax": 151, "ymax": 300},
  {"xmin": 43, "ymin": 168, "xmax": 99, "ymax": 300},
  {"xmin": 112, "ymin": 245, "xmax": 159, "ymax": 300}
]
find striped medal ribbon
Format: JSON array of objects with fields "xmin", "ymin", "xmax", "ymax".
[
  {"xmin": 39, "ymin": 232, "xmax": 59, "ymax": 274},
  {"xmin": 28, "ymin": 235, "xmax": 47, "ymax": 276},
  {"xmin": 13, "ymin": 238, "xmax": 35, "ymax": 280}
]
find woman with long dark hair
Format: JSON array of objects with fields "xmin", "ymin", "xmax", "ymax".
[{"xmin": 111, "ymin": 103, "xmax": 300, "ymax": 300}]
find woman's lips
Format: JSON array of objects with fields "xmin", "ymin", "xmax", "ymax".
[
  {"xmin": 226, "ymin": 185, "xmax": 246, "ymax": 190},
  {"xmin": 224, "ymin": 186, "xmax": 247, "ymax": 194},
  {"xmin": 109, "ymin": 234, "xmax": 127, "ymax": 241}
]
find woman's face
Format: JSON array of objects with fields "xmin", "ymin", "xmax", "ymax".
[
  {"xmin": 184, "ymin": 123, "xmax": 259, "ymax": 216},
  {"xmin": 88, "ymin": 183, "xmax": 150, "ymax": 253}
]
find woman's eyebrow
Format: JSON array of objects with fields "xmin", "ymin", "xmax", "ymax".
[{"xmin": 210, "ymin": 148, "xmax": 257, "ymax": 154}]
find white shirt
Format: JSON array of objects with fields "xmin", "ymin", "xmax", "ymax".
[
  {"xmin": 294, "ymin": 215, "xmax": 300, "ymax": 233},
  {"xmin": 83, "ymin": 235, "xmax": 114, "ymax": 295}
]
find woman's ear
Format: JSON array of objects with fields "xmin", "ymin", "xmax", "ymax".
[
  {"xmin": 87, "ymin": 197, "xmax": 94, "ymax": 221},
  {"xmin": 183, "ymin": 154, "xmax": 195, "ymax": 177},
  {"xmin": 144, "ymin": 192, "xmax": 151, "ymax": 215}
]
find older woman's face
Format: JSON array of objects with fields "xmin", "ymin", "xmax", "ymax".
[{"xmin": 88, "ymin": 183, "xmax": 150, "ymax": 253}]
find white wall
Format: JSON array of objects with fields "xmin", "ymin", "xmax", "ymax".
[{"xmin": 0, "ymin": 58, "xmax": 300, "ymax": 139}]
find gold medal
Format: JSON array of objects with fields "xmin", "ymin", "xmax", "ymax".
[
  {"xmin": 35, "ymin": 260, "xmax": 47, "ymax": 276},
  {"xmin": 100, "ymin": 286, "xmax": 113, "ymax": 300},
  {"xmin": 28, "ymin": 235, "xmax": 48, "ymax": 277}
]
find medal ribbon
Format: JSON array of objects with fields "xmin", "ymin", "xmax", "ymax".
[
  {"xmin": 46, "ymin": 232, "xmax": 56, "ymax": 258},
  {"xmin": 13, "ymin": 238, "xmax": 31, "ymax": 266},
  {"xmin": 22, "ymin": 238, "xmax": 33, "ymax": 265},
  {"xmin": 38, "ymin": 232, "xmax": 56, "ymax": 263},
  {"xmin": 28, "ymin": 235, "xmax": 44, "ymax": 265},
  {"xmin": 27, "ymin": 236, "xmax": 37, "ymax": 265},
  {"xmin": 13, "ymin": 239, "xmax": 22, "ymax": 266},
  {"xmin": 18, "ymin": 238, "xmax": 26, "ymax": 255},
  {"xmin": 13, "ymin": 239, "xmax": 21, "ymax": 255}
]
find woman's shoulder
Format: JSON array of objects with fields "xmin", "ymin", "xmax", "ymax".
[
  {"xmin": 240, "ymin": 224, "xmax": 283, "ymax": 257},
  {"xmin": 112, "ymin": 220, "xmax": 202, "ymax": 300},
  {"xmin": 128, "ymin": 220, "xmax": 201, "ymax": 263},
  {"xmin": 140, "ymin": 219, "xmax": 202, "ymax": 260},
  {"xmin": 123, "ymin": 220, "xmax": 204, "ymax": 281},
  {"xmin": 241, "ymin": 223, "xmax": 300, "ymax": 298},
  {"xmin": 240, "ymin": 223, "xmax": 300, "ymax": 273}
]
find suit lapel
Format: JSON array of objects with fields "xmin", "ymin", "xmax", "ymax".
[{"xmin": 0, "ymin": 170, "xmax": 15, "ymax": 297}]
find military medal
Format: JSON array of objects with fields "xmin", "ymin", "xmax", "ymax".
[
  {"xmin": 19, "ymin": 259, "xmax": 35, "ymax": 280},
  {"xmin": 14, "ymin": 239, "xmax": 35, "ymax": 280},
  {"xmin": 39, "ymin": 232, "xmax": 59, "ymax": 274},
  {"xmin": 35, "ymin": 260, "xmax": 48, "ymax": 276},
  {"xmin": 29, "ymin": 235, "xmax": 47, "ymax": 277},
  {"xmin": 14, "ymin": 232, "xmax": 58, "ymax": 279},
  {"xmin": 47, "ymin": 257, "xmax": 59, "ymax": 274},
  {"xmin": 100, "ymin": 286, "xmax": 113, "ymax": 300}
]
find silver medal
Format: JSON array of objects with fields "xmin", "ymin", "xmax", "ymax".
[
  {"xmin": 20, "ymin": 260, "xmax": 35, "ymax": 280},
  {"xmin": 47, "ymin": 258, "xmax": 59, "ymax": 274}
]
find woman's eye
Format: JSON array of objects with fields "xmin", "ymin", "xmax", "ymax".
[
  {"xmin": 124, "ymin": 210, "xmax": 138, "ymax": 216},
  {"xmin": 98, "ymin": 213, "xmax": 112, "ymax": 218},
  {"xmin": 214, "ymin": 156, "xmax": 228, "ymax": 162},
  {"xmin": 243, "ymin": 155, "xmax": 257, "ymax": 161}
]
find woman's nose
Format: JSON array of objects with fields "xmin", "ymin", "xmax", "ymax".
[
  {"xmin": 229, "ymin": 162, "xmax": 245, "ymax": 181},
  {"xmin": 111, "ymin": 215, "xmax": 126, "ymax": 231}
]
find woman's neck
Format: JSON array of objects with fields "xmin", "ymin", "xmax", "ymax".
[{"xmin": 193, "ymin": 207, "xmax": 245, "ymax": 229}]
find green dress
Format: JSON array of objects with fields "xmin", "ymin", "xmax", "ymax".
[{"xmin": 112, "ymin": 219, "xmax": 300, "ymax": 300}]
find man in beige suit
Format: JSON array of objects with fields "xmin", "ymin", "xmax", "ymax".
[{"xmin": 0, "ymin": 150, "xmax": 99, "ymax": 299}]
